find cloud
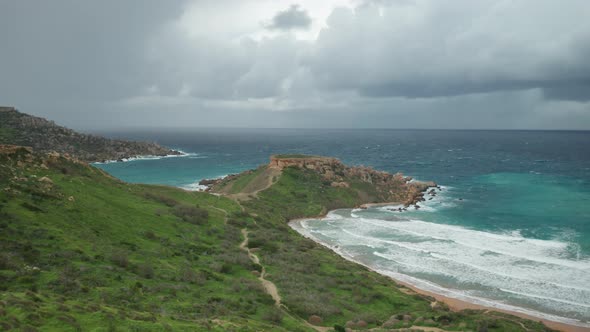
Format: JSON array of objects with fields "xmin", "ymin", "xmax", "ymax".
[
  {"xmin": 0, "ymin": 0, "xmax": 187, "ymax": 104},
  {"xmin": 267, "ymin": 4, "xmax": 312, "ymax": 30},
  {"xmin": 0, "ymin": 0, "xmax": 589, "ymax": 130},
  {"xmin": 307, "ymin": 1, "xmax": 590, "ymax": 100}
]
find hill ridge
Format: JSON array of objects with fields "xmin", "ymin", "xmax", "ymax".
[{"xmin": 0, "ymin": 106, "xmax": 180, "ymax": 162}]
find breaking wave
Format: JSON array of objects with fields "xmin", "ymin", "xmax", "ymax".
[{"xmin": 290, "ymin": 208, "xmax": 590, "ymax": 327}]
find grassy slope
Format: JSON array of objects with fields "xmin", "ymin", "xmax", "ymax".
[
  {"xmin": 0, "ymin": 152, "xmax": 305, "ymax": 331},
  {"xmin": 0, "ymin": 153, "xmax": 554, "ymax": 331},
  {"xmin": 240, "ymin": 167, "xmax": 553, "ymax": 331}
]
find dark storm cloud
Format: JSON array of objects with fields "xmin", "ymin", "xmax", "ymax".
[
  {"xmin": 0, "ymin": 0, "xmax": 589, "ymax": 130},
  {"xmin": 0, "ymin": 0, "xmax": 186, "ymax": 106},
  {"xmin": 307, "ymin": 3, "xmax": 590, "ymax": 101},
  {"xmin": 267, "ymin": 5, "xmax": 312, "ymax": 30},
  {"xmin": 543, "ymin": 82, "xmax": 590, "ymax": 102}
]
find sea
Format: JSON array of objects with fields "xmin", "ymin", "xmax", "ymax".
[{"xmin": 94, "ymin": 128, "xmax": 590, "ymax": 327}]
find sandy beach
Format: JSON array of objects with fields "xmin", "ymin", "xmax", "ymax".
[
  {"xmin": 392, "ymin": 275, "xmax": 589, "ymax": 332},
  {"xmin": 289, "ymin": 215, "xmax": 590, "ymax": 332}
]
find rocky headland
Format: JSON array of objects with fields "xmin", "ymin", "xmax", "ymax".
[
  {"xmin": 206, "ymin": 154, "xmax": 436, "ymax": 207},
  {"xmin": 0, "ymin": 106, "xmax": 180, "ymax": 163}
]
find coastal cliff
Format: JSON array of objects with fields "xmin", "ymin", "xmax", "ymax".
[{"xmin": 0, "ymin": 106, "xmax": 180, "ymax": 162}]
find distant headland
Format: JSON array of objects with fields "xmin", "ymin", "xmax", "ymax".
[{"xmin": 0, "ymin": 106, "xmax": 180, "ymax": 163}]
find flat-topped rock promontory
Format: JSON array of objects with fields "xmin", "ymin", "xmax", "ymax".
[{"xmin": 206, "ymin": 154, "xmax": 436, "ymax": 207}]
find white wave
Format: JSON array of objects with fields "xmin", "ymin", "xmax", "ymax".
[
  {"xmin": 93, "ymin": 150, "xmax": 197, "ymax": 164},
  {"xmin": 376, "ymin": 185, "xmax": 456, "ymax": 214},
  {"xmin": 325, "ymin": 210, "xmax": 345, "ymax": 219},
  {"xmin": 373, "ymin": 268, "xmax": 590, "ymax": 328},
  {"xmin": 500, "ymin": 288, "xmax": 590, "ymax": 309},
  {"xmin": 180, "ymin": 174, "xmax": 228, "ymax": 192},
  {"xmin": 289, "ymin": 215, "xmax": 590, "ymax": 326},
  {"xmin": 181, "ymin": 182, "xmax": 208, "ymax": 191},
  {"xmin": 361, "ymin": 217, "xmax": 589, "ymax": 270}
]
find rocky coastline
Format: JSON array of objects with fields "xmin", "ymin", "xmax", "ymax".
[{"xmin": 0, "ymin": 106, "xmax": 181, "ymax": 163}]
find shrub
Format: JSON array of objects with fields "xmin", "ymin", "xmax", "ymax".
[
  {"xmin": 144, "ymin": 231, "xmax": 157, "ymax": 240},
  {"xmin": 262, "ymin": 308, "xmax": 283, "ymax": 324},
  {"xmin": 172, "ymin": 205, "xmax": 209, "ymax": 225},
  {"xmin": 308, "ymin": 315, "xmax": 323, "ymax": 325},
  {"xmin": 179, "ymin": 267, "xmax": 204, "ymax": 284},
  {"xmin": 333, "ymin": 325, "xmax": 346, "ymax": 332},
  {"xmin": 52, "ymin": 264, "xmax": 80, "ymax": 294},
  {"xmin": 138, "ymin": 263, "xmax": 154, "ymax": 279},
  {"xmin": 142, "ymin": 192, "xmax": 178, "ymax": 207},
  {"xmin": 0, "ymin": 252, "xmax": 18, "ymax": 270},
  {"xmin": 110, "ymin": 251, "xmax": 129, "ymax": 268}
]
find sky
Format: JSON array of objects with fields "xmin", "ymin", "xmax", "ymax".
[{"xmin": 1, "ymin": 0, "xmax": 590, "ymax": 130}]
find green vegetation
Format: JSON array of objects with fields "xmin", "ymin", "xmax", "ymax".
[
  {"xmin": 244, "ymin": 167, "xmax": 385, "ymax": 218},
  {"xmin": 0, "ymin": 127, "xmax": 16, "ymax": 142},
  {"xmin": 225, "ymin": 166, "xmax": 266, "ymax": 194},
  {"xmin": 0, "ymin": 107, "xmax": 177, "ymax": 162},
  {"xmin": 240, "ymin": 168, "xmax": 553, "ymax": 331},
  {"xmin": 0, "ymin": 150, "xmax": 302, "ymax": 331},
  {"xmin": 0, "ymin": 148, "xmax": 555, "ymax": 331}
]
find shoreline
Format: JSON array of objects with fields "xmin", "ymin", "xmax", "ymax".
[
  {"xmin": 289, "ymin": 213, "xmax": 590, "ymax": 332},
  {"xmin": 91, "ymin": 150, "xmax": 190, "ymax": 165}
]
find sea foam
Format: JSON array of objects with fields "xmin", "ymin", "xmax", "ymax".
[
  {"xmin": 92, "ymin": 150, "xmax": 197, "ymax": 164},
  {"xmin": 290, "ymin": 210, "xmax": 590, "ymax": 327}
]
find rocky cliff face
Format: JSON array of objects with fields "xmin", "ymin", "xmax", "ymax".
[
  {"xmin": 0, "ymin": 107, "xmax": 180, "ymax": 162},
  {"xmin": 270, "ymin": 155, "xmax": 436, "ymax": 206}
]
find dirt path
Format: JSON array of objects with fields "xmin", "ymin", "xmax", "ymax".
[
  {"xmin": 209, "ymin": 206, "xmax": 229, "ymax": 224},
  {"xmin": 240, "ymin": 228, "xmax": 282, "ymax": 306},
  {"xmin": 239, "ymin": 228, "xmax": 331, "ymax": 332},
  {"xmin": 229, "ymin": 167, "xmax": 281, "ymax": 201}
]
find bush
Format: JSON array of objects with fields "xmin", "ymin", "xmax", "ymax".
[
  {"xmin": 179, "ymin": 266, "xmax": 204, "ymax": 284},
  {"xmin": 308, "ymin": 315, "xmax": 323, "ymax": 325},
  {"xmin": 110, "ymin": 251, "xmax": 129, "ymax": 268},
  {"xmin": 262, "ymin": 308, "xmax": 283, "ymax": 324},
  {"xmin": 334, "ymin": 325, "xmax": 346, "ymax": 332},
  {"xmin": 142, "ymin": 192, "xmax": 178, "ymax": 207},
  {"xmin": 144, "ymin": 231, "xmax": 157, "ymax": 240},
  {"xmin": 138, "ymin": 263, "xmax": 154, "ymax": 279},
  {"xmin": 0, "ymin": 252, "xmax": 18, "ymax": 270},
  {"xmin": 172, "ymin": 205, "xmax": 209, "ymax": 225},
  {"xmin": 52, "ymin": 265, "xmax": 80, "ymax": 294}
]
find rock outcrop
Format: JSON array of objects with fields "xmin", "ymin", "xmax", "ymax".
[
  {"xmin": 268, "ymin": 155, "xmax": 436, "ymax": 205},
  {"xmin": 0, "ymin": 106, "xmax": 180, "ymax": 162},
  {"xmin": 210, "ymin": 155, "xmax": 436, "ymax": 206}
]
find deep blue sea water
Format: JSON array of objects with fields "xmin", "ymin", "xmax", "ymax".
[{"xmin": 95, "ymin": 129, "xmax": 590, "ymax": 326}]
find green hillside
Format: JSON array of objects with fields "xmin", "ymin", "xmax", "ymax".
[
  {"xmin": 0, "ymin": 146, "xmax": 554, "ymax": 331},
  {"xmin": 0, "ymin": 146, "xmax": 296, "ymax": 331}
]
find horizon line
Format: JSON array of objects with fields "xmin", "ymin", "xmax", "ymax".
[{"xmin": 88, "ymin": 127, "xmax": 590, "ymax": 132}]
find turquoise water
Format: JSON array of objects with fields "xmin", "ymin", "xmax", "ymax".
[{"xmin": 94, "ymin": 129, "xmax": 590, "ymax": 326}]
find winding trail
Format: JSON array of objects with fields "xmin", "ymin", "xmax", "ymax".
[
  {"xmin": 228, "ymin": 167, "xmax": 281, "ymax": 201},
  {"xmin": 211, "ymin": 202, "xmax": 451, "ymax": 332},
  {"xmin": 239, "ymin": 227, "xmax": 331, "ymax": 332},
  {"xmin": 209, "ymin": 206, "xmax": 229, "ymax": 224},
  {"xmin": 240, "ymin": 228, "xmax": 282, "ymax": 307}
]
